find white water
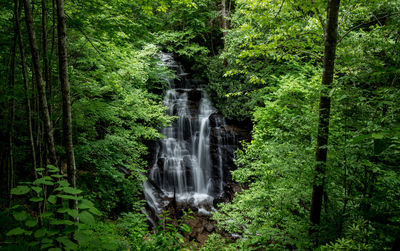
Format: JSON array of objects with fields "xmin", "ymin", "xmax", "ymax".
[{"xmin": 144, "ymin": 53, "xmax": 231, "ymax": 216}]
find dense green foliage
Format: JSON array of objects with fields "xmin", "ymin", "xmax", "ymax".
[
  {"xmin": 203, "ymin": 0, "xmax": 400, "ymax": 250},
  {"xmin": 2, "ymin": 165, "xmax": 100, "ymax": 250},
  {"xmin": 0, "ymin": 0, "xmax": 217, "ymax": 249},
  {"xmin": 1, "ymin": 0, "xmax": 399, "ymax": 250}
]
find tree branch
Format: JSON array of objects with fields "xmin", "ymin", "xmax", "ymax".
[
  {"xmin": 338, "ymin": 12, "xmax": 400, "ymax": 44},
  {"xmin": 274, "ymin": 0, "xmax": 285, "ymax": 19},
  {"xmin": 312, "ymin": 0, "xmax": 326, "ymax": 35},
  {"xmin": 64, "ymin": 13, "xmax": 103, "ymax": 55}
]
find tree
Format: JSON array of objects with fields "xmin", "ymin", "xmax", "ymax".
[
  {"xmin": 23, "ymin": 0, "xmax": 58, "ymax": 168},
  {"xmin": 221, "ymin": 0, "xmax": 229, "ymax": 45},
  {"xmin": 15, "ymin": 0, "xmax": 37, "ymax": 179},
  {"xmin": 7, "ymin": 0, "xmax": 18, "ymax": 207},
  {"xmin": 56, "ymin": 0, "xmax": 77, "ymax": 209},
  {"xmin": 309, "ymin": 0, "xmax": 341, "ymax": 241}
]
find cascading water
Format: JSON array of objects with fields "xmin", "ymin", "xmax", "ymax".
[{"xmin": 144, "ymin": 53, "xmax": 236, "ymax": 218}]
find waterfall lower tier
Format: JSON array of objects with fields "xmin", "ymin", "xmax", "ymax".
[{"xmin": 144, "ymin": 53, "xmax": 237, "ymax": 218}]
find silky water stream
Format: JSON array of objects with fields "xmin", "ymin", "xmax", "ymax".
[{"xmin": 144, "ymin": 53, "xmax": 237, "ymax": 222}]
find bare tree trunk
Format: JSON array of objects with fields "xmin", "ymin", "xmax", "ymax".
[
  {"xmin": 309, "ymin": 0, "xmax": 341, "ymax": 243},
  {"xmin": 56, "ymin": 0, "xmax": 77, "ymax": 209},
  {"xmin": 23, "ymin": 0, "xmax": 58, "ymax": 168},
  {"xmin": 221, "ymin": 0, "xmax": 228, "ymax": 44},
  {"xmin": 7, "ymin": 2, "xmax": 18, "ymax": 207},
  {"xmin": 42, "ymin": 0, "xmax": 52, "ymax": 117},
  {"xmin": 221, "ymin": 0, "xmax": 230, "ymax": 65},
  {"xmin": 16, "ymin": 0, "xmax": 37, "ymax": 179},
  {"xmin": 51, "ymin": 0, "xmax": 56, "ymax": 58},
  {"xmin": 16, "ymin": 1, "xmax": 43, "ymax": 222}
]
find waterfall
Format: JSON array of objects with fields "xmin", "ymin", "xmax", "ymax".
[{"xmin": 144, "ymin": 53, "xmax": 236, "ymax": 217}]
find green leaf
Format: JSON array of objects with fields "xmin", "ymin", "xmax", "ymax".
[
  {"xmin": 79, "ymin": 211, "xmax": 95, "ymax": 225},
  {"xmin": 88, "ymin": 207, "xmax": 101, "ymax": 216},
  {"xmin": 47, "ymin": 229, "xmax": 60, "ymax": 237},
  {"xmin": 56, "ymin": 208, "xmax": 69, "ymax": 213},
  {"xmin": 34, "ymin": 228, "xmax": 47, "ymax": 238},
  {"xmin": 62, "ymin": 225, "xmax": 76, "ymax": 234},
  {"xmin": 77, "ymin": 199, "xmax": 94, "ymax": 209},
  {"xmin": 56, "ymin": 186, "xmax": 82, "ymax": 195},
  {"xmin": 33, "ymin": 177, "xmax": 54, "ymax": 186},
  {"xmin": 180, "ymin": 223, "xmax": 191, "ymax": 233},
  {"xmin": 352, "ymin": 134, "xmax": 372, "ymax": 143},
  {"xmin": 56, "ymin": 194, "xmax": 82, "ymax": 200},
  {"xmin": 30, "ymin": 196, "xmax": 44, "ymax": 202},
  {"xmin": 31, "ymin": 186, "xmax": 43, "ymax": 194},
  {"xmin": 44, "ymin": 181, "xmax": 54, "ymax": 185},
  {"xmin": 74, "ymin": 230, "xmax": 90, "ymax": 245},
  {"xmin": 10, "ymin": 205, "xmax": 23, "ymax": 210},
  {"xmin": 67, "ymin": 209, "xmax": 79, "ymax": 219},
  {"xmin": 13, "ymin": 211, "xmax": 28, "ymax": 221},
  {"xmin": 51, "ymin": 174, "xmax": 64, "ymax": 178},
  {"xmin": 40, "ymin": 211, "xmax": 54, "ymax": 218},
  {"xmin": 372, "ymin": 133, "xmax": 385, "ymax": 139},
  {"xmin": 41, "ymin": 238, "xmax": 53, "ymax": 244},
  {"xmin": 27, "ymin": 241, "xmax": 40, "ymax": 247},
  {"xmin": 56, "ymin": 236, "xmax": 78, "ymax": 250},
  {"xmin": 50, "ymin": 219, "xmax": 74, "ymax": 225},
  {"xmin": 41, "ymin": 243, "xmax": 54, "ymax": 249},
  {"xmin": 7, "ymin": 227, "xmax": 26, "ymax": 236},
  {"xmin": 57, "ymin": 180, "xmax": 70, "ymax": 187},
  {"xmin": 48, "ymin": 248, "xmax": 62, "ymax": 251},
  {"xmin": 48, "ymin": 195, "xmax": 57, "ymax": 204},
  {"xmin": 25, "ymin": 219, "xmax": 38, "ymax": 227},
  {"xmin": 11, "ymin": 185, "xmax": 30, "ymax": 195},
  {"xmin": 47, "ymin": 165, "xmax": 59, "ymax": 173}
]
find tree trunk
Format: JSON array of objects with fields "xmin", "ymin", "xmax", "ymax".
[
  {"xmin": 56, "ymin": 0, "xmax": 77, "ymax": 208},
  {"xmin": 7, "ymin": 7, "xmax": 17, "ymax": 207},
  {"xmin": 16, "ymin": 0, "xmax": 37, "ymax": 179},
  {"xmin": 221, "ymin": 0, "xmax": 228, "ymax": 43},
  {"xmin": 42, "ymin": 0, "xmax": 52, "ymax": 117},
  {"xmin": 309, "ymin": 0, "xmax": 341, "ymax": 242},
  {"xmin": 221, "ymin": 0, "xmax": 229, "ymax": 65},
  {"xmin": 51, "ymin": 0, "xmax": 56, "ymax": 58},
  {"xmin": 23, "ymin": 0, "xmax": 58, "ymax": 168}
]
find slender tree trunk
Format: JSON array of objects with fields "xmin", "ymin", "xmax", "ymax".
[
  {"xmin": 1, "ymin": 152, "xmax": 6, "ymax": 200},
  {"xmin": 221, "ymin": 0, "xmax": 228, "ymax": 44},
  {"xmin": 23, "ymin": 0, "xmax": 58, "ymax": 168},
  {"xmin": 16, "ymin": 0, "xmax": 37, "ymax": 179},
  {"xmin": 47, "ymin": 0, "xmax": 56, "ymax": 117},
  {"xmin": 42, "ymin": 0, "xmax": 52, "ymax": 117},
  {"xmin": 7, "ymin": 2, "xmax": 18, "ymax": 207},
  {"xmin": 51, "ymin": 0, "xmax": 56, "ymax": 58},
  {"xmin": 309, "ymin": 0, "xmax": 341, "ymax": 242},
  {"xmin": 16, "ymin": 1, "xmax": 43, "ymax": 221},
  {"xmin": 56, "ymin": 0, "xmax": 77, "ymax": 209},
  {"xmin": 221, "ymin": 0, "xmax": 229, "ymax": 65}
]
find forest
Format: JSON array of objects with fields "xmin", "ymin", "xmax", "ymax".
[{"xmin": 0, "ymin": 0, "xmax": 399, "ymax": 250}]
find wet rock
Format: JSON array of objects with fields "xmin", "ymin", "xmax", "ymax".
[
  {"xmin": 205, "ymin": 222, "xmax": 215, "ymax": 233},
  {"xmin": 157, "ymin": 157, "xmax": 165, "ymax": 169},
  {"xmin": 225, "ymin": 117, "xmax": 253, "ymax": 142},
  {"xmin": 182, "ymin": 155, "xmax": 192, "ymax": 167},
  {"xmin": 184, "ymin": 213, "xmax": 215, "ymax": 246},
  {"xmin": 182, "ymin": 118, "xmax": 192, "ymax": 140},
  {"xmin": 209, "ymin": 113, "xmax": 224, "ymax": 128},
  {"xmin": 223, "ymin": 182, "xmax": 243, "ymax": 202},
  {"xmin": 191, "ymin": 79, "xmax": 205, "ymax": 88},
  {"xmin": 188, "ymin": 90, "xmax": 202, "ymax": 102}
]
